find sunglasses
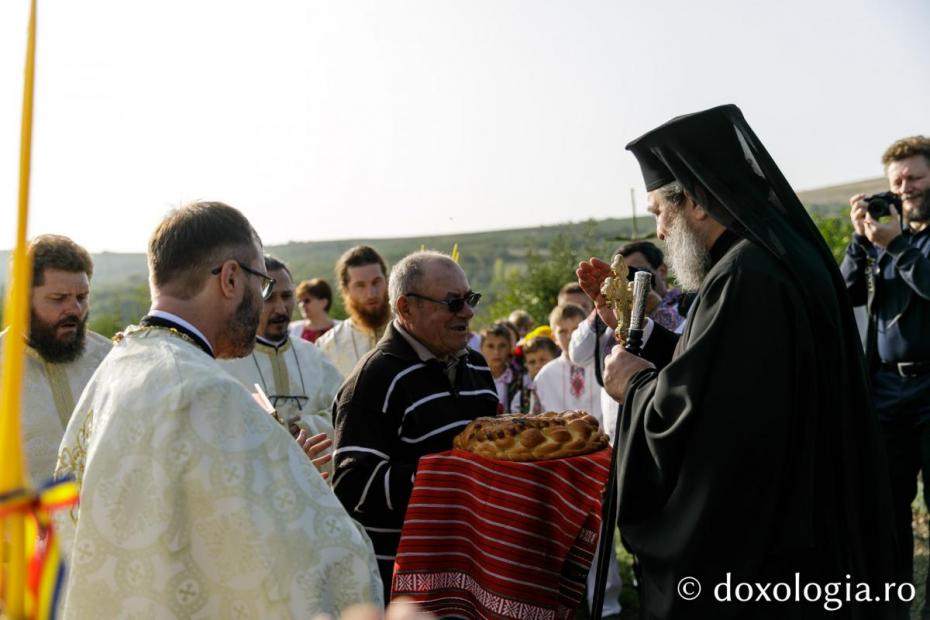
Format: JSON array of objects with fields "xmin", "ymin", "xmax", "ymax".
[
  {"xmin": 405, "ymin": 291, "xmax": 481, "ymax": 313},
  {"xmin": 211, "ymin": 261, "xmax": 276, "ymax": 300}
]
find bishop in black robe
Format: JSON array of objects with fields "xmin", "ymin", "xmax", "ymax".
[{"xmin": 587, "ymin": 105, "xmax": 900, "ymax": 619}]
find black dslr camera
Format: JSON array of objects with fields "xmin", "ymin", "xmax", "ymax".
[{"xmin": 864, "ymin": 191, "xmax": 902, "ymax": 219}]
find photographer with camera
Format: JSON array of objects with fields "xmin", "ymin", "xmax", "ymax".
[{"xmin": 842, "ymin": 135, "xmax": 930, "ymax": 615}]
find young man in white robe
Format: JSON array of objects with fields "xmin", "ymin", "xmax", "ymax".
[
  {"xmin": 317, "ymin": 245, "xmax": 391, "ymax": 377},
  {"xmin": 0, "ymin": 234, "xmax": 111, "ymax": 485},
  {"xmin": 222, "ymin": 255, "xmax": 343, "ymax": 478},
  {"xmin": 55, "ymin": 202, "xmax": 381, "ymax": 619}
]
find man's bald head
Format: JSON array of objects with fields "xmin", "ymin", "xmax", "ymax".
[{"xmin": 388, "ymin": 252, "xmax": 464, "ymax": 310}]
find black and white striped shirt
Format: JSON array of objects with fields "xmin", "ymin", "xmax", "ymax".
[{"xmin": 332, "ymin": 322, "xmax": 498, "ymax": 597}]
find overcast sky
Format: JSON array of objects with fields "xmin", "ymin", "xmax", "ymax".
[{"xmin": 1, "ymin": 0, "xmax": 928, "ymax": 253}]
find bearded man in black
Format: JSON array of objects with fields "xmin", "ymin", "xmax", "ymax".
[{"xmin": 579, "ymin": 105, "xmax": 900, "ymax": 619}]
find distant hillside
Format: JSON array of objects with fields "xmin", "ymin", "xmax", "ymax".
[
  {"xmin": 0, "ymin": 217, "xmax": 649, "ymax": 333},
  {"xmin": 0, "ymin": 175, "xmax": 884, "ymax": 338},
  {"xmin": 0, "ymin": 176, "xmax": 886, "ymax": 289},
  {"xmin": 0, "ymin": 217, "xmax": 649, "ymax": 291},
  {"xmin": 797, "ymin": 177, "xmax": 887, "ymax": 215}
]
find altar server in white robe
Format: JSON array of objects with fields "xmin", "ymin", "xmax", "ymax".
[{"xmin": 55, "ymin": 202, "xmax": 382, "ymax": 619}]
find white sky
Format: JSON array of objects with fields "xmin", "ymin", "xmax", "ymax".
[{"xmin": 1, "ymin": 0, "xmax": 929, "ymax": 253}]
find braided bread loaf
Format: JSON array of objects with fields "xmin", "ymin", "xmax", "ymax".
[{"xmin": 453, "ymin": 410, "xmax": 609, "ymax": 461}]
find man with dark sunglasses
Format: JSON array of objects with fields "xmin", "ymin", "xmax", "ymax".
[{"xmin": 333, "ymin": 251, "xmax": 498, "ymax": 601}]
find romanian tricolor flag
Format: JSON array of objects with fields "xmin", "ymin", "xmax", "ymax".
[{"xmin": 0, "ymin": 479, "xmax": 78, "ymax": 620}]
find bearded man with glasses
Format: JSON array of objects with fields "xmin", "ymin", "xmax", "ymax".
[
  {"xmin": 333, "ymin": 251, "xmax": 498, "ymax": 601},
  {"xmin": 55, "ymin": 202, "xmax": 383, "ymax": 617}
]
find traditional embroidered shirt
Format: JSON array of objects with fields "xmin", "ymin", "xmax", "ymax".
[{"xmin": 533, "ymin": 354, "xmax": 603, "ymax": 423}]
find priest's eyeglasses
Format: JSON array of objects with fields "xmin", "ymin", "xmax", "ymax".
[
  {"xmin": 405, "ymin": 291, "xmax": 481, "ymax": 313},
  {"xmin": 211, "ymin": 261, "xmax": 276, "ymax": 300}
]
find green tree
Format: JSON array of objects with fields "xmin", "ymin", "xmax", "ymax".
[
  {"xmin": 480, "ymin": 224, "xmax": 611, "ymax": 327},
  {"xmin": 811, "ymin": 209, "xmax": 854, "ymax": 264},
  {"xmin": 88, "ymin": 280, "xmax": 151, "ymax": 338}
]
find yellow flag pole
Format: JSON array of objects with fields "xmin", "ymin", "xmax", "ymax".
[{"xmin": 1, "ymin": 0, "xmax": 37, "ymax": 616}]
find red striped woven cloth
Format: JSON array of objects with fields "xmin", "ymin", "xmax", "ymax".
[{"xmin": 391, "ymin": 447, "xmax": 611, "ymax": 619}]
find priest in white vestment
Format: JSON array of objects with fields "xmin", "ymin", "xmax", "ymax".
[
  {"xmin": 0, "ymin": 234, "xmax": 111, "ymax": 485},
  {"xmin": 55, "ymin": 202, "xmax": 382, "ymax": 619},
  {"xmin": 221, "ymin": 256, "xmax": 343, "ymax": 476}
]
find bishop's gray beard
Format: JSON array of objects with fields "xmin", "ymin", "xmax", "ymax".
[{"xmin": 665, "ymin": 213, "xmax": 712, "ymax": 292}]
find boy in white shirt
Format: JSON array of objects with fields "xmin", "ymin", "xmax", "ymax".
[{"xmin": 534, "ymin": 303, "xmax": 603, "ymax": 423}]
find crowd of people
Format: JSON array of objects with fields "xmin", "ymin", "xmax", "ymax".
[{"xmin": 3, "ymin": 107, "xmax": 929, "ymax": 619}]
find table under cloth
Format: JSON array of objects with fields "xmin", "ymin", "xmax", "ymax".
[{"xmin": 391, "ymin": 447, "xmax": 612, "ymax": 619}]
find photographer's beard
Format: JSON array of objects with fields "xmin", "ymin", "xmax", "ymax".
[
  {"xmin": 903, "ymin": 189, "xmax": 930, "ymax": 227},
  {"xmin": 345, "ymin": 292, "xmax": 391, "ymax": 334},
  {"xmin": 665, "ymin": 211, "xmax": 713, "ymax": 293},
  {"xmin": 28, "ymin": 310, "xmax": 87, "ymax": 364}
]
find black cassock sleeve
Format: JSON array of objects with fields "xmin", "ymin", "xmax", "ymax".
[
  {"xmin": 840, "ymin": 235, "xmax": 870, "ymax": 307},
  {"xmin": 641, "ymin": 321, "xmax": 680, "ymax": 370}
]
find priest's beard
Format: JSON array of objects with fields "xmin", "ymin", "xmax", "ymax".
[
  {"xmin": 345, "ymin": 293, "xmax": 391, "ymax": 334},
  {"xmin": 224, "ymin": 288, "xmax": 261, "ymax": 358},
  {"xmin": 262, "ymin": 310, "xmax": 291, "ymax": 343},
  {"xmin": 665, "ymin": 212, "xmax": 712, "ymax": 292},
  {"xmin": 28, "ymin": 310, "xmax": 87, "ymax": 364}
]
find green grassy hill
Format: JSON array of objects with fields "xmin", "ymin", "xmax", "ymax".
[
  {"xmin": 0, "ymin": 176, "xmax": 884, "ymax": 334},
  {"xmin": 802, "ymin": 177, "xmax": 888, "ymax": 216}
]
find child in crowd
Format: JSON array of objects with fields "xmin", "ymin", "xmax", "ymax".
[
  {"xmin": 480, "ymin": 322, "xmax": 524, "ymax": 413},
  {"xmin": 512, "ymin": 335, "xmax": 559, "ymax": 413},
  {"xmin": 534, "ymin": 303, "xmax": 603, "ymax": 423},
  {"xmin": 523, "ymin": 335, "xmax": 559, "ymax": 379},
  {"xmin": 507, "ymin": 309, "xmax": 535, "ymax": 340}
]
